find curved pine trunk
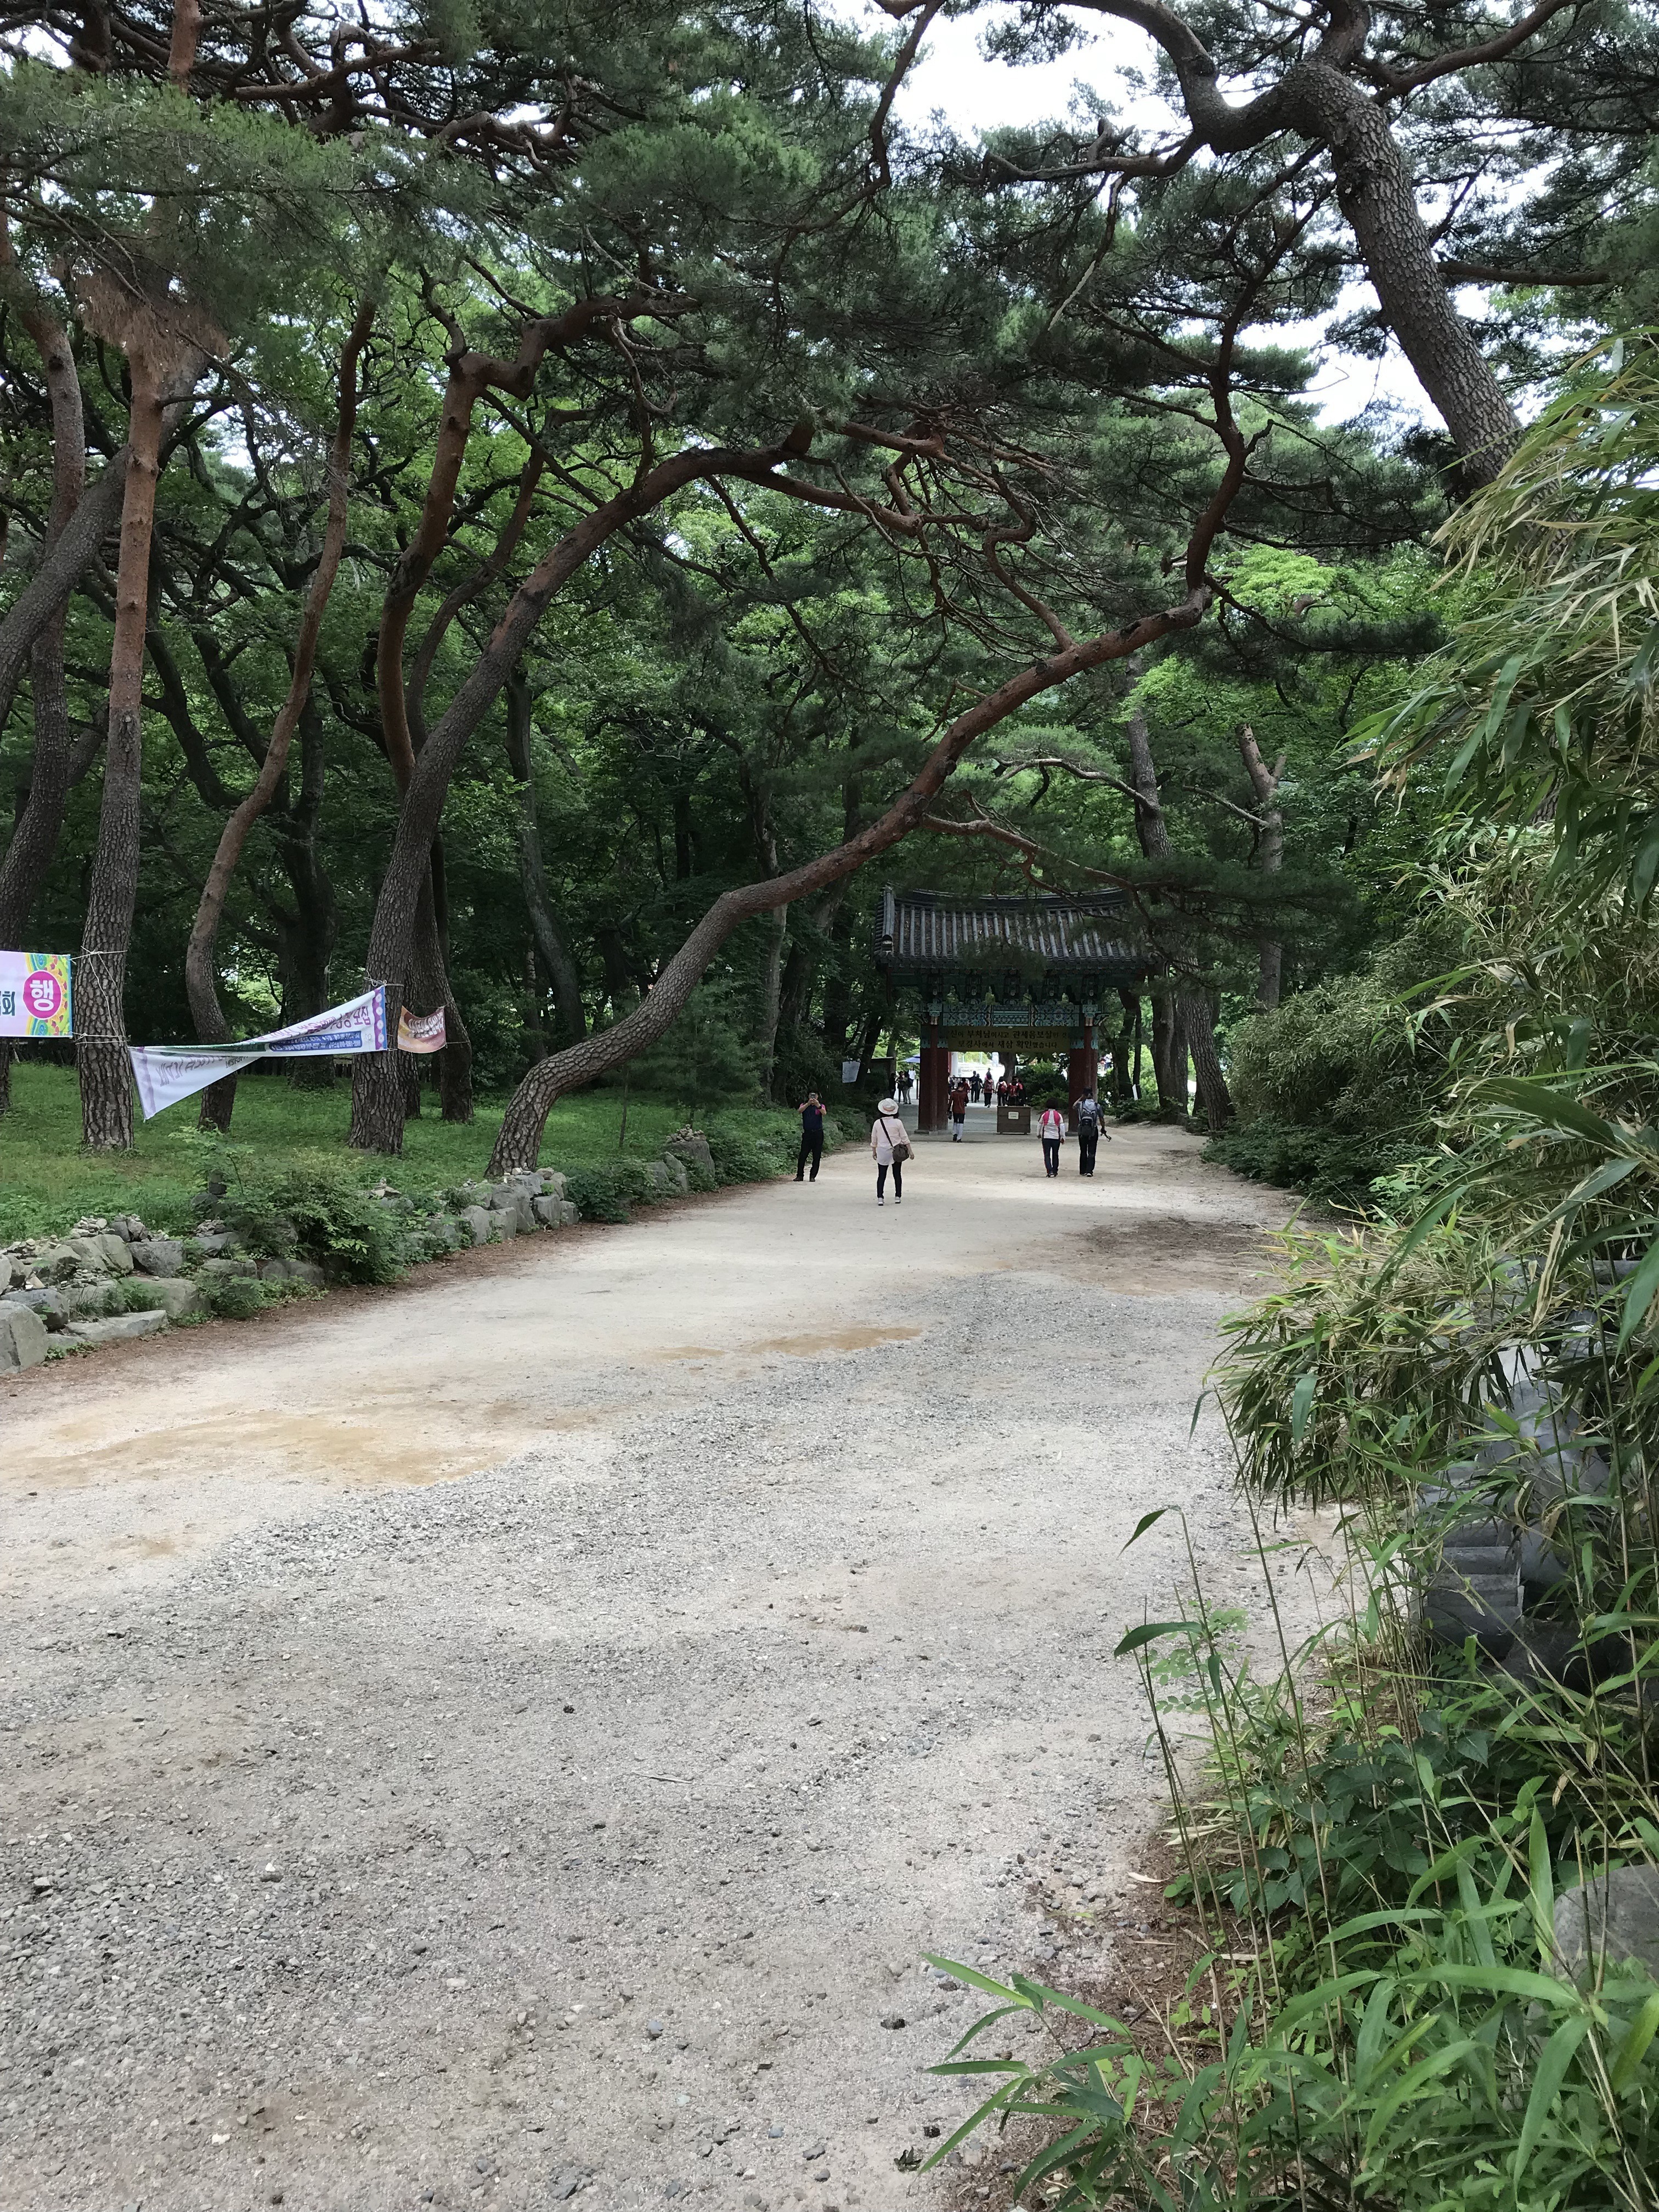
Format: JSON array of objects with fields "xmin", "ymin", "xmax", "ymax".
[{"xmin": 76, "ymin": 370, "xmax": 166, "ymax": 1150}]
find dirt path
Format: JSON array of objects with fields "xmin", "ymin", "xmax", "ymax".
[{"xmin": 1, "ymin": 1119, "xmax": 1302, "ymax": 2212}]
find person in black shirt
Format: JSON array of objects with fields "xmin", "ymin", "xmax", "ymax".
[
  {"xmin": 1075, "ymin": 1087, "xmax": 1108, "ymax": 1176},
  {"xmin": 795, "ymin": 1093, "xmax": 826, "ymax": 1182}
]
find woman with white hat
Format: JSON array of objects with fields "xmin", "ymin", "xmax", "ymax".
[{"xmin": 870, "ymin": 1095, "xmax": 911, "ymax": 1207}]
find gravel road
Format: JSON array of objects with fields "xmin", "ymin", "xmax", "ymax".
[{"xmin": 1, "ymin": 1116, "xmax": 1300, "ymax": 2212}]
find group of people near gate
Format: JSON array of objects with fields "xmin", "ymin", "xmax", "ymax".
[
  {"xmin": 791, "ymin": 1082, "xmax": 1109, "ymax": 1205},
  {"xmin": 891, "ymin": 1066, "xmax": 1030, "ymax": 1110}
]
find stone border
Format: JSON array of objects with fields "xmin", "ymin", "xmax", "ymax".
[{"xmin": 0, "ymin": 1130, "xmax": 739, "ymax": 1375}]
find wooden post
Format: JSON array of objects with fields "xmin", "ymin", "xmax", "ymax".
[{"xmin": 918, "ymin": 1015, "xmax": 948, "ymax": 1132}]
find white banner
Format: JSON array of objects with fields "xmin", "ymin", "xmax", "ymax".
[{"xmin": 129, "ymin": 985, "xmax": 389, "ymax": 1120}]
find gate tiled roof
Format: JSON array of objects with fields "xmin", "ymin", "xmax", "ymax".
[{"xmin": 878, "ymin": 888, "xmax": 1148, "ymax": 978}]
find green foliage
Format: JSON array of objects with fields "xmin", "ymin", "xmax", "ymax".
[
  {"xmin": 771, "ymin": 1024, "xmax": 843, "ymax": 1110},
  {"xmin": 1203, "ymin": 913, "xmax": 1466, "ymax": 1203},
  {"xmin": 1369, "ymin": 337, "xmax": 1659, "ymax": 915},
  {"xmin": 701, "ymin": 1107, "xmax": 809, "ymax": 1185},
  {"xmin": 198, "ymin": 1274, "xmax": 268, "ymax": 1322},
  {"xmin": 562, "ymin": 1159, "xmax": 661, "ymax": 1224},
  {"xmin": 940, "ymin": 340, "xmax": 1659, "ymax": 2212},
  {"xmin": 0, "ymin": 1064, "xmax": 701, "ymax": 1241}
]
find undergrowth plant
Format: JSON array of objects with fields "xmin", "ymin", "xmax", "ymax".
[{"xmin": 930, "ymin": 345, "xmax": 1659, "ymax": 2210}]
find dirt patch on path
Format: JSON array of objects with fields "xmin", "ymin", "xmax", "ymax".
[
  {"xmin": 0, "ymin": 1125, "xmax": 1320, "ymax": 2212},
  {"xmin": 1078, "ymin": 1212, "xmax": 1284, "ymax": 1296}
]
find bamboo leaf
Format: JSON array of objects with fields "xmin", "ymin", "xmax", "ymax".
[
  {"xmin": 1617, "ymin": 1238, "xmax": 1659, "ymax": 1351},
  {"xmin": 1514, "ymin": 2015, "xmax": 1591, "ymax": 2185},
  {"xmin": 1610, "ymin": 1991, "xmax": 1659, "ymax": 2091}
]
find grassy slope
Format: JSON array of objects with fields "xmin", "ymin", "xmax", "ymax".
[{"xmin": 0, "ymin": 1063, "xmax": 799, "ymax": 1241}]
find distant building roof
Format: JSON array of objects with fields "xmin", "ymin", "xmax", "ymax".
[{"xmin": 878, "ymin": 888, "xmax": 1148, "ymax": 982}]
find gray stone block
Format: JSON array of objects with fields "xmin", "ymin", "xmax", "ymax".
[
  {"xmin": 0, "ymin": 1305, "xmax": 49, "ymax": 1371},
  {"xmin": 191, "ymin": 1229, "xmax": 244, "ymax": 1259},
  {"xmin": 28, "ymin": 1243, "xmax": 82, "ymax": 1285},
  {"xmin": 1554, "ymin": 1866, "xmax": 1659, "ymax": 1982},
  {"xmin": 60, "ymin": 1282, "xmax": 126, "ymax": 1321},
  {"xmin": 131, "ymin": 1239, "xmax": 187, "ymax": 1277},
  {"xmin": 136, "ymin": 1277, "xmax": 205, "ymax": 1319},
  {"xmin": 418, "ymin": 1216, "xmax": 462, "ymax": 1255},
  {"xmin": 656, "ymin": 1155, "xmax": 690, "ymax": 1197},
  {"xmin": 64, "ymin": 1310, "xmax": 168, "ymax": 1347},
  {"xmin": 258, "ymin": 1258, "xmax": 324, "ymax": 1288},
  {"xmin": 0, "ymin": 1254, "xmax": 15, "ymax": 1293},
  {"xmin": 3, "ymin": 1286, "xmax": 66, "ymax": 1328},
  {"xmin": 459, "ymin": 1205, "xmax": 495, "ymax": 1248},
  {"xmin": 488, "ymin": 1184, "xmax": 535, "ymax": 1232},
  {"xmin": 539, "ymin": 1170, "xmax": 568, "ymax": 1200},
  {"xmin": 199, "ymin": 1256, "xmax": 258, "ymax": 1281},
  {"xmin": 664, "ymin": 1132, "xmax": 714, "ymax": 1172},
  {"xmin": 1424, "ymin": 1572, "xmax": 1520, "ymax": 1654}
]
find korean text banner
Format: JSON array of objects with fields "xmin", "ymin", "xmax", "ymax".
[
  {"xmin": 0, "ymin": 951, "xmax": 72, "ymax": 1040},
  {"xmin": 129, "ymin": 985, "xmax": 388, "ymax": 1120}
]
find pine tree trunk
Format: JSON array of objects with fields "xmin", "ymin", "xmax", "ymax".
[
  {"xmin": 1125, "ymin": 702, "xmax": 1232, "ymax": 1126},
  {"xmin": 1236, "ymin": 725, "xmax": 1286, "ymax": 1012},
  {"xmin": 1183, "ymin": 990, "xmax": 1231, "ymax": 1131},
  {"xmin": 1150, "ymin": 989, "xmax": 1182, "ymax": 1116},
  {"xmin": 0, "ymin": 276, "xmax": 91, "ymax": 1119},
  {"xmin": 758, "ymin": 908, "xmax": 787, "ymax": 1102},
  {"xmin": 1289, "ymin": 65, "xmax": 1518, "ymax": 485},
  {"xmin": 1114, "ymin": 990, "xmax": 1138, "ymax": 1104},
  {"xmin": 278, "ymin": 699, "xmax": 338, "ymax": 1091},
  {"xmin": 184, "ymin": 301, "xmax": 368, "ymax": 1129},
  {"xmin": 198, "ymin": 1074, "xmax": 238, "ymax": 1131},
  {"xmin": 506, "ymin": 668, "xmax": 585, "ymax": 1046},
  {"xmin": 76, "ymin": 363, "xmax": 166, "ymax": 1150}
]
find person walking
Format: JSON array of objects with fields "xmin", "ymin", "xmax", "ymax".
[
  {"xmin": 795, "ymin": 1092, "xmax": 827, "ymax": 1182},
  {"xmin": 1038, "ymin": 1099, "xmax": 1066, "ymax": 1177},
  {"xmin": 1075, "ymin": 1087, "xmax": 1108, "ymax": 1176},
  {"xmin": 871, "ymin": 1096, "xmax": 910, "ymax": 1206},
  {"xmin": 950, "ymin": 1079, "xmax": 968, "ymax": 1141},
  {"xmin": 969, "ymin": 1070, "xmax": 981, "ymax": 1104}
]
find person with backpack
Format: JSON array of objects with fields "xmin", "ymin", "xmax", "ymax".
[
  {"xmin": 1037, "ymin": 1099, "xmax": 1067, "ymax": 1177},
  {"xmin": 1075, "ymin": 1088, "xmax": 1108, "ymax": 1176},
  {"xmin": 871, "ymin": 1096, "xmax": 911, "ymax": 1206},
  {"xmin": 795, "ymin": 1092, "xmax": 827, "ymax": 1182}
]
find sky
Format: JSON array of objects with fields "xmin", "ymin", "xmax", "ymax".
[{"xmin": 855, "ymin": 1, "xmax": 1439, "ymax": 433}]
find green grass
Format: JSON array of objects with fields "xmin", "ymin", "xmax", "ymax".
[{"xmin": 0, "ymin": 1062, "xmax": 791, "ymax": 1241}]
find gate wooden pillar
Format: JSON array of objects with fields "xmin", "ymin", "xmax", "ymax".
[
  {"xmin": 918, "ymin": 1015, "xmax": 948, "ymax": 1132},
  {"xmin": 1067, "ymin": 1013, "xmax": 1098, "ymax": 1130}
]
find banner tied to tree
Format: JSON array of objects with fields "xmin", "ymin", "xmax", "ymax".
[
  {"xmin": 128, "ymin": 986, "xmax": 390, "ymax": 1120},
  {"xmin": 0, "ymin": 954, "xmax": 74, "ymax": 1040}
]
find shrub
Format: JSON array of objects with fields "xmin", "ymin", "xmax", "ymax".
[
  {"xmin": 562, "ymin": 1165, "xmax": 637, "ymax": 1222},
  {"xmin": 217, "ymin": 1158, "xmax": 410, "ymax": 1283},
  {"xmin": 199, "ymin": 1274, "xmax": 266, "ymax": 1321}
]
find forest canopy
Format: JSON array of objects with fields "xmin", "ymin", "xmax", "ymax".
[{"xmin": 3, "ymin": 0, "xmax": 1657, "ymax": 1172}]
